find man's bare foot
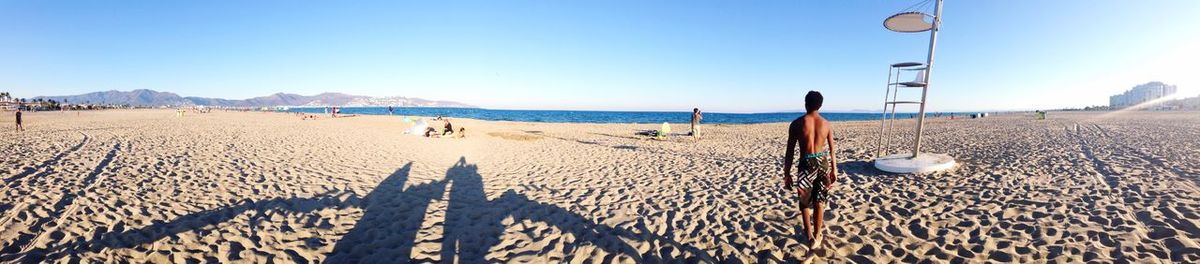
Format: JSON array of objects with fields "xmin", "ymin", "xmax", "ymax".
[{"xmin": 809, "ymin": 232, "xmax": 824, "ymax": 249}]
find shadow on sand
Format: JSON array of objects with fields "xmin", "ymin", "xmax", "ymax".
[
  {"xmin": 527, "ymin": 130, "xmax": 775, "ymax": 167},
  {"xmin": 22, "ymin": 157, "xmax": 713, "ymax": 263},
  {"xmin": 4, "ymin": 133, "xmax": 89, "ymax": 187}
]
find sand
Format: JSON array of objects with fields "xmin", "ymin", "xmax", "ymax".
[{"xmin": 1, "ymin": 109, "xmax": 1198, "ymax": 263}]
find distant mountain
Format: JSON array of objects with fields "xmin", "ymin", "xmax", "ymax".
[
  {"xmin": 34, "ymin": 89, "xmax": 193, "ymax": 106},
  {"xmin": 34, "ymin": 90, "xmax": 476, "ymax": 108}
]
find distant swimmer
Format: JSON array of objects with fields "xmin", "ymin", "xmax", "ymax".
[
  {"xmin": 690, "ymin": 108, "xmax": 702, "ymax": 140},
  {"xmin": 14, "ymin": 108, "xmax": 23, "ymax": 132},
  {"xmin": 782, "ymin": 91, "xmax": 838, "ymax": 250}
]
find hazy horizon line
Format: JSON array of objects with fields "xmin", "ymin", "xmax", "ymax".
[{"xmin": 13, "ymin": 88, "xmax": 1173, "ymax": 114}]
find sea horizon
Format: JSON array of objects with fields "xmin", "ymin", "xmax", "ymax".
[{"xmin": 286, "ymin": 106, "xmax": 988, "ymax": 124}]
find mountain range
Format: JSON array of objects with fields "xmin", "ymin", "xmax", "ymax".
[{"xmin": 33, "ymin": 89, "xmax": 476, "ymax": 108}]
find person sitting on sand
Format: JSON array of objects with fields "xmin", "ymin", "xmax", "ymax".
[
  {"xmin": 424, "ymin": 127, "xmax": 437, "ymax": 137},
  {"xmin": 456, "ymin": 127, "xmax": 466, "ymax": 138},
  {"xmin": 442, "ymin": 120, "xmax": 454, "ymax": 136},
  {"xmin": 782, "ymin": 90, "xmax": 838, "ymax": 248}
]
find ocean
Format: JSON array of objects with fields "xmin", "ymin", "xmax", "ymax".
[{"xmin": 285, "ymin": 107, "xmax": 967, "ymax": 124}]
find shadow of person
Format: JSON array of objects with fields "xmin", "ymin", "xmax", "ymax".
[
  {"xmin": 838, "ymin": 160, "xmax": 885, "ymax": 177},
  {"xmin": 24, "ymin": 158, "xmax": 717, "ymax": 263},
  {"xmin": 327, "ymin": 163, "xmax": 447, "ymax": 263},
  {"xmin": 439, "ymin": 157, "xmax": 713, "ymax": 262},
  {"xmin": 32, "ymin": 163, "xmax": 438, "ymax": 263},
  {"xmin": 33, "ymin": 188, "xmax": 357, "ymax": 262},
  {"xmin": 489, "ymin": 189, "xmax": 647, "ymax": 262},
  {"xmin": 440, "ymin": 157, "xmax": 503, "ymax": 262}
]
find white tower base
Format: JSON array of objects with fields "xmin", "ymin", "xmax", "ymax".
[{"xmin": 874, "ymin": 153, "xmax": 956, "ymax": 173}]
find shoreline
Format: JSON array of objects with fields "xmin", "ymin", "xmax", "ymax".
[{"xmin": 283, "ymin": 106, "xmax": 995, "ymax": 125}]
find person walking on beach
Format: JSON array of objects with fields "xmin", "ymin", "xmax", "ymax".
[
  {"xmin": 782, "ymin": 91, "xmax": 838, "ymax": 249},
  {"xmin": 388, "ymin": 106, "xmax": 395, "ymax": 115},
  {"xmin": 14, "ymin": 108, "xmax": 23, "ymax": 132},
  {"xmin": 690, "ymin": 108, "xmax": 702, "ymax": 140}
]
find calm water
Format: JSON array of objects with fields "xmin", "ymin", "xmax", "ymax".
[{"xmin": 286, "ymin": 107, "xmax": 966, "ymax": 124}]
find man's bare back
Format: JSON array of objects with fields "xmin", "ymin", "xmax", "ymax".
[
  {"xmin": 794, "ymin": 114, "xmax": 830, "ymax": 155},
  {"xmin": 783, "ymin": 113, "xmax": 838, "ymax": 195},
  {"xmin": 781, "ymin": 90, "xmax": 837, "ymax": 250}
]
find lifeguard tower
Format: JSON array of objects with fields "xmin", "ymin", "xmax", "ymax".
[{"xmin": 874, "ymin": 0, "xmax": 956, "ymax": 173}]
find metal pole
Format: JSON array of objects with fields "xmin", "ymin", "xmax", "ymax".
[
  {"xmin": 877, "ymin": 65, "xmax": 894, "ymax": 158},
  {"xmin": 911, "ymin": 0, "xmax": 942, "ymax": 158},
  {"xmin": 886, "ymin": 74, "xmax": 900, "ymax": 153}
]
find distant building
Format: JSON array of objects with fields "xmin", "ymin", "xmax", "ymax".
[{"xmin": 1109, "ymin": 82, "xmax": 1177, "ymax": 108}]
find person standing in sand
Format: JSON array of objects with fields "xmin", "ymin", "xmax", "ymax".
[
  {"xmin": 690, "ymin": 108, "xmax": 702, "ymax": 140},
  {"xmin": 782, "ymin": 91, "xmax": 838, "ymax": 248},
  {"xmin": 14, "ymin": 108, "xmax": 23, "ymax": 132}
]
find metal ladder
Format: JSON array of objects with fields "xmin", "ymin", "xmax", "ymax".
[{"xmin": 876, "ymin": 62, "xmax": 927, "ymax": 158}]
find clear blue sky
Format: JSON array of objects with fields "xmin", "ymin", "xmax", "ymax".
[{"xmin": 2, "ymin": 0, "xmax": 1197, "ymax": 112}]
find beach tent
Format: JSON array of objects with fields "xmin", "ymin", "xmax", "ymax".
[{"xmin": 407, "ymin": 119, "xmax": 429, "ymax": 135}]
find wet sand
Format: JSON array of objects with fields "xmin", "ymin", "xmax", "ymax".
[{"xmin": 1, "ymin": 109, "xmax": 1198, "ymax": 262}]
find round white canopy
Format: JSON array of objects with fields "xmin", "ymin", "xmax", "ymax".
[{"xmin": 884, "ymin": 12, "xmax": 933, "ymax": 33}]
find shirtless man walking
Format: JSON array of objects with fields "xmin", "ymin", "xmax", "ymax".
[{"xmin": 782, "ymin": 91, "xmax": 838, "ymax": 249}]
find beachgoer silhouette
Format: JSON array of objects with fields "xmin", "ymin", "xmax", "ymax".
[
  {"xmin": 14, "ymin": 109, "xmax": 22, "ymax": 132},
  {"xmin": 440, "ymin": 158, "xmax": 501, "ymax": 262},
  {"xmin": 691, "ymin": 108, "xmax": 702, "ymax": 140},
  {"xmin": 24, "ymin": 159, "xmax": 714, "ymax": 262},
  {"xmin": 328, "ymin": 164, "xmax": 448, "ymax": 262}
]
